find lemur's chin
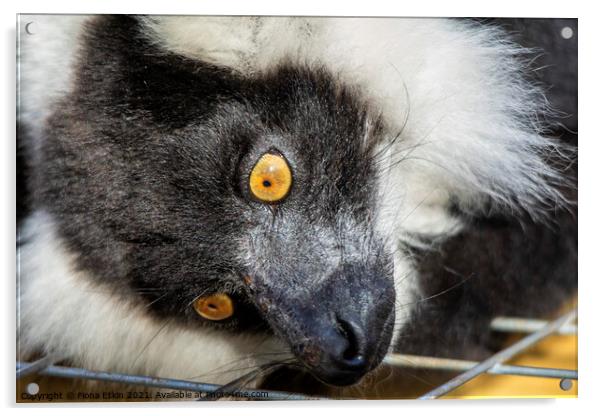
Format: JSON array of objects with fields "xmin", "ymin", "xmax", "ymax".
[{"xmin": 243, "ymin": 263, "xmax": 396, "ymax": 387}]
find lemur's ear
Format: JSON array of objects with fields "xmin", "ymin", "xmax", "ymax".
[{"xmin": 75, "ymin": 15, "xmax": 242, "ymax": 127}]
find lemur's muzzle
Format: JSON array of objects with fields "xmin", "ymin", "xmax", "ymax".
[{"xmin": 245, "ymin": 263, "xmax": 395, "ymax": 386}]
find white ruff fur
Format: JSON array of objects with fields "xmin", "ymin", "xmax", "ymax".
[
  {"xmin": 19, "ymin": 16, "xmax": 569, "ymax": 378},
  {"xmin": 18, "ymin": 211, "xmax": 286, "ymax": 385}
]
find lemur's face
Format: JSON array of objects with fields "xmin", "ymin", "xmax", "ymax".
[{"xmin": 39, "ymin": 16, "xmax": 395, "ymax": 386}]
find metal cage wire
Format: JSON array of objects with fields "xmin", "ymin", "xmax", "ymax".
[{"xmin": 17, "ymin": 308, "xmax": 577, "ymax": 401}]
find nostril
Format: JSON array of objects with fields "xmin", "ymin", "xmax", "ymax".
[{"xmin": 335, "ymin": 316, "xmax": 366, "ymax": 365}]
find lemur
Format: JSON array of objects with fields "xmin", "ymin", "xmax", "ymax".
[{"xmin": 17, "ymin": 15, "xmax": 577, "ymax": 397}]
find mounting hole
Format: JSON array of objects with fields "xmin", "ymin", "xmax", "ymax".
[
  {"xmin": 26, "ymin": 382, "xmax": 39, "ymax": 395},
  {"xmin": 25, "ymin": 22, "xmax": 35, "ymax": 35},
  {"xmin": 560, "ymin": 27, "xmax": 574, "ymax": 40},
  {"xmin": 559, "ymin": 378, "xmax": 573, "ymax": 391}
]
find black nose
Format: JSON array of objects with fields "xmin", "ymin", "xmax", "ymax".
[
  {"xmin": 299, "ymin": 315, "xmax": 371, "ymax": 386},
  {"xmin": 333, "ymin": 316, "xmax": 368, "ymax": 368}
]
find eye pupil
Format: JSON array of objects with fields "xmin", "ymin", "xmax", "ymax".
[{"xmin": 262, "ymin": 180, "xmax": 272, "ymax": 188}]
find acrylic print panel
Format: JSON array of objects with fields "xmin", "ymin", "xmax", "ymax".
[{"xmin": 16, "ymin": 14, "xmax": 577, "ymax": 401}]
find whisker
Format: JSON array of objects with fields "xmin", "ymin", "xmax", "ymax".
[
  {"xmin": 144, "ymin": 292, "xmax": 169, "ymax": 308},
  {"xmin": 197, "ymin": 358, "xmax": 296, "ymax": 401},
  {"xmin": 130, "ymin": 320, "xmax": 170, "ymax": 371},
  {"xmin": 186, "ymin": 351, "xmax": 291, "ymax": 381},
  {"xmin": 390, "ymin": 269, "xmax": 475, "ymax": 330}
]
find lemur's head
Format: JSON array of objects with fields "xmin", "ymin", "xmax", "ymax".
[
  {"xmin": 30, "ymin": 14, "xmax": 568, "ymax": 389},
  {"xmin": 37, "ymin": 16, "xmax": 396, "ymax": 386}
]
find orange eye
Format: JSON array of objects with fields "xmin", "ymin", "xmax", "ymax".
[
  {"xmin": 249, "ymin": 153, "xmax": 292, "ymax": 203},
  {"xmin": 193, "ymin": 293, "xmax": 234, "ymax": 321}
]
